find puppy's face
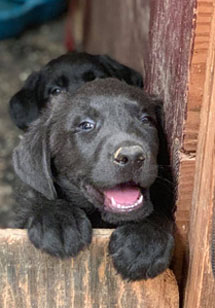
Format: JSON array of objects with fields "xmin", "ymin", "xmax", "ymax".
[
  {"xmin": 49, "ymin": 81, "xmax": 159, "ymax": 223},
  {"xmin": 39, "ymin": 55, "xmax": 110, "ymax": 100},
  {"xmin": 37, "ymin": 53, "xmax": 143, "ymax": 100},
  {"xmin": 9, "ymin": 52, "xmax": 143, "ymax": 130},
  {"xmin": 13, "ymin": 79, "xmax": 160, "ymax": 224}
]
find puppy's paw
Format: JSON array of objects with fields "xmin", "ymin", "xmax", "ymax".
[
  {"xmin": 27, "ymin": 205, "xmax": 92, "ymax": 258},
  {"xmin": 108, "ymin": 223, "xmax": 174, "ymax": 280}
]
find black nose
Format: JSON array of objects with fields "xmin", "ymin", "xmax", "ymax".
[{"xmin": 113, "ymin": 145, "xmax": 145, "ymax": 167}]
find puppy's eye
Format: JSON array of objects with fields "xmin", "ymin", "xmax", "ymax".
[
  {"xmin": 78, "ymin": 121, "xmax": 95, "ymax": 131},
  {"xmin": 50, "ymin": 87, "xmax": 62, "ymax": 95},
  {"xmin": 140, "ymin": 114, "xmax": 154, "ymax": 125}
]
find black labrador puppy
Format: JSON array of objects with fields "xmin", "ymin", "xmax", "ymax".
[
  {"xmin": 9, "ymin": 52, "xmax": 143, "ymax": 130},
  {"xmin": 13, "ymin": 78, "xmax": 174, "ymax": 281}
]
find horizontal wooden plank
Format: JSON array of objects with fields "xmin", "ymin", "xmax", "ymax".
[{"xmin": 0, "ymin": 229, "xmax": 179, "ymax": 308}]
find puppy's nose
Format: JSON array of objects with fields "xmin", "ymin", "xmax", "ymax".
[{"xmin": 113, "ymin": 145, "xmax": 145, "ymax": 168}]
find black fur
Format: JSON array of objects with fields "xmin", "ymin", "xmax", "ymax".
[
  {"xmin": 12, "ymin": 78, "xmax": 174, "ymax": 280},
  {"xmin": 9, "ymin": 51, "xmax": 143, "ymax": 130}
]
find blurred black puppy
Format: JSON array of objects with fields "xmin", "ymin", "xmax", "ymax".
[
  {"xmin": 13, "ymin": 78, "xmax": 174, "ymax": 281},
  {"xmin": 9, "ymin": 52, "xmax": 143, "ymax": 130}
]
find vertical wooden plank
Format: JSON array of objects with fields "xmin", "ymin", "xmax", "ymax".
[
  {"xmin": 173, "ymin": 0, "xmax": 215, "ymax": 296},
  {"xmin": 183, "ymin": 0, "xmax": 215, "ymax": 152},
  {"xmin": 184, "ymin": 1, "xmax": 215, "ymax": 305},
  {"xmin": 172, "ymin": 159, "xmax": 196, "ymax": 283},
  {"xmin": 0, "ymin": 229, "xmax": 179, "ymax": 308}
]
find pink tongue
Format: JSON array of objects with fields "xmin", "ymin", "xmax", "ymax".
[{"xmin": 103, "ymin": 184, "xmax": 140, "ymax": 205}]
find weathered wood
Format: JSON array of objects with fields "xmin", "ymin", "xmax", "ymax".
[
  {"xmin": 183, "ymin": 2, "xmax": 215, "ymax": 306},
  {"xmin": 173, "ymin": 159, "xmax": 195, "ymax": 283},
  {"xmin": 183, "ymin": 0, "xmax": 215, "ymax": 153},
  {"xmin": 174, "ymin": 0, "xmax": 215, "ymax": 295},
  {"xmin": 0, "ymin": 229, "xmax": 179, "ymax": 308}
]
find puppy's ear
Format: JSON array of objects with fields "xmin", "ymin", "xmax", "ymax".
[
  {"xmin": 13, "ymin": 120, "xmax": 57, "ymax": 200},
  {"xmin": 99, "ymin": 55, "xmax": 143, "ymax": 88},
  {"xmin": 9, "ymin": 71, "xmax": 41, "ymax": 130}
]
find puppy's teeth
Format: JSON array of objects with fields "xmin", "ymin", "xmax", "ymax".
[
  {"xmin": 109, "ymin": 195, "xmax": 143, "ymax": 210},
  {"xmin": 138, "ymin": 195, "xmax": 143, "ymax": 204},
  {"xmin": 111, "ymin": 197, "xmax": 117, "ymax": 206}
]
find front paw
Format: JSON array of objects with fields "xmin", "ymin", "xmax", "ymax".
[
  {"xmin": 27, "ymin": 204, "xmax": 92, "ymax": 258},
  {"xmin": 108, "ymin": 223, "xmax": 174, "ymax": 280}
]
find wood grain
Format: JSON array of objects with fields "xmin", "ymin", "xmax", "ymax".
[
  {"xmin": 183, "ymin": 0, "xmax": 214, "ymax": 153},
  {"xmin": 173, "ymin": 159, "xmax": 196, "ymax": 283},
  {"xmin": 0, "ymin": 229, "xmax": 179, "ymax": 308},
  {"xmin": 183, "ymin": 1, "xmax": 215, "ymax": 305},
  {"xmin": 174, "ymin": 0, "xmax": 215, "ymax": 292}
]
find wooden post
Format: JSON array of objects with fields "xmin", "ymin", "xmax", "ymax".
[
  {"xmin": 183, "ymin": 3, "xmax": 215, "ymax": 306},
  {"xmin": 0, "ymin": 229, "xmax": 179, "ymax": 308}
]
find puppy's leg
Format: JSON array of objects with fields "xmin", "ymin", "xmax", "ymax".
[
  {"xmin": 108, "ymin": 215, "xmax": 174, "ymax": 280},
  {"xmin": 15, "ymin": 197, "xmax": 92, "ymax": 258}
]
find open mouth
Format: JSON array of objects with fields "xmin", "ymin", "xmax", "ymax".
[
  {"xmin": 86, "ymin": 182, "xmax": 145, "ymax": 213},
  {"xmin": 103, "ymin": 183, "xmax": 144, "ymax": 213}
]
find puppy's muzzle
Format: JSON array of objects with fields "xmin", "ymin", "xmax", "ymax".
[{"xmin": 113, "ymin": 145, "xmax": 145, "ymax": 168}]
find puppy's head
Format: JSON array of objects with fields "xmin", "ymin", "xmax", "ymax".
[
  {"xmin": 9, "ymin": 52, "xmax": 143, "ymax": 130},
  {"xmin": 13, "ymin": 78, "xmax": 162, "ymax": 224}
]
